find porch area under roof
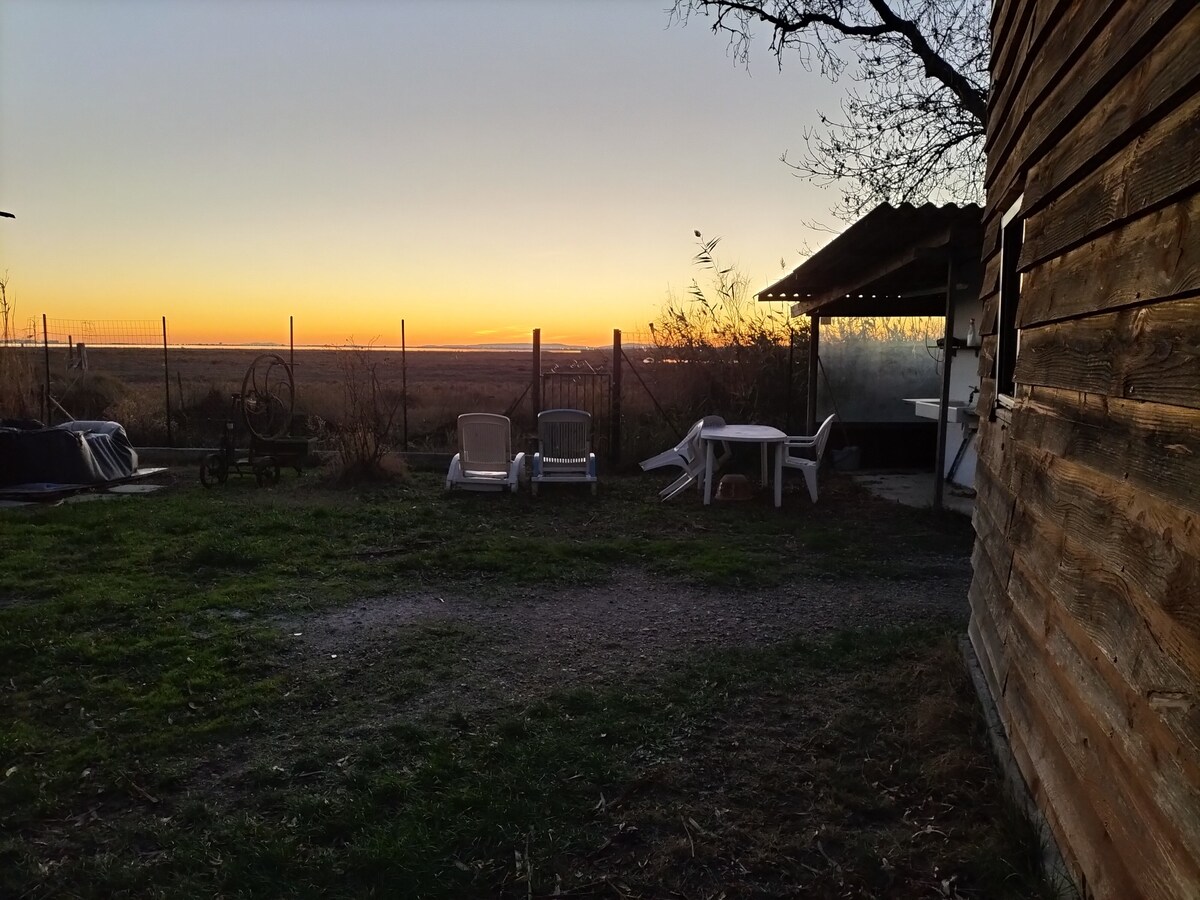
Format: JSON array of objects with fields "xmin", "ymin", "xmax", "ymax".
[{"xmin": 758, "ymin": 202, "xmax": 983, "ymax": 512}]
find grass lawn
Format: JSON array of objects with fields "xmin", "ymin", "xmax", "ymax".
[{"xmin": 0, "ymin": 469, "xmax": 1052, "ymax": 898}]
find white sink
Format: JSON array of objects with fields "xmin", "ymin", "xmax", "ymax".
[{"xmin": 904, "ymin": 398, "xmax": 975, "ymax": 423}]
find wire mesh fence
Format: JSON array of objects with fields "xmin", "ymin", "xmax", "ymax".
[
  {"xmin": 33, "ymin": 318, "xmax": 161, "ymax": 347},
  {"xmin": 8, "ymin": 316, "xmax": 810, "ymax": 466}
]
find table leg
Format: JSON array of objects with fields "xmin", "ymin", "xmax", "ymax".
[
  {"xmin": 774, "ymin": 443, "xmax": 783, "ymax": 508},
  {"xmin": 703, "ymin": 440, "xmax": 715, "ymax": 506}
]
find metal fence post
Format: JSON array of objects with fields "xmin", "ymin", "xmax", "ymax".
[
  {"xmin": 162, "ymin": 316, "xmax": 173, "ymax": 447},
  {"xmin": 531, "ymin": 329, "xmax": 541, "ymax": 419},
  {"xmin": 611, "ymin": 328, "xmax": 622, "ymax": 463},
  {"xmin": 401, "ymin": 319, "xmax": 409, "ymax": 452},
  {"xmin": 42, "ymin": 313, "xmax": 51, "ymax": 424}
]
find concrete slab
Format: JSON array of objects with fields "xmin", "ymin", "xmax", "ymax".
[
  {"xmin": 106, "ymin": 483, "xmax": 167, "ymax": 494},
  {"xmin": 851, "ymin": 470, "xmax": 975, "ymax": 517}
]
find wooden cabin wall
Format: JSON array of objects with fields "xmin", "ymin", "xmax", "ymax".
[{"xmin": 969, "ymin": 1, "xmax": 1200, "ymax": 897}]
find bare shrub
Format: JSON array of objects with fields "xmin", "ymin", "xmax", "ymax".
[
  {"xmin": 108, "ymin": 384, "xmax": 175, "ymax": 445},
  {"xmin": 0, "ymin": 274, "xmax": 39, "ymax": 420},
  {"xmin": 326, "ymin": 343, "xmax": 403, "ymax": 483},
  {"xmin": 648, "ymin": 233, "xmax": 803, "ymax": 426},
  {"xmin": 54, "ymin": 372, "xmax": 129, "ymax": 421}
]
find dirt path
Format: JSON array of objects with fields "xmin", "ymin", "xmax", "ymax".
[{"xmin": 285, "ymin": 565, "xmax": 972, "ymax": 713}]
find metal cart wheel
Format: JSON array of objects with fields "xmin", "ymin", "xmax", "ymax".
[{"xmin": 240, "ymin": 354, "xmax": 295, "ymax": 441}]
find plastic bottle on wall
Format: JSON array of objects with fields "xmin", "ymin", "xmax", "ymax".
[{"xmin": 965, "ymin": 317, "xmax": 979, "ymax": 348}]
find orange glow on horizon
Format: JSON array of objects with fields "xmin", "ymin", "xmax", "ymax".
[{"xmin": 17, "ymin": 275, "xmax": 655, "ymax": 348}]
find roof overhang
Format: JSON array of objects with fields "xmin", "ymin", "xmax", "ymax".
[{"xmin": 757, "ymin": 203, "xmax": 983, "ymax": 317}]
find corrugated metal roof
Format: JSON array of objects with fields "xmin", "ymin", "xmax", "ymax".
[{"xmin": 757, "ymin": 203, "xmax": 982, "ymax": 317}]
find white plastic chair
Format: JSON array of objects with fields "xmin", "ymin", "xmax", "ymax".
[
  {"xmin": 782, "ymin": 414, "xmax": 837, "ymax": 502},
  {"xmin": 445, "ymin": 413, "xmax": 525, "ymax": 493},
  {"xmin": 641, "ymin": 415, "xmax": 731, "ymax": 501},
  {"xmin": 531, "ymin": 409, "xmax": 597, "ymax": 496}
]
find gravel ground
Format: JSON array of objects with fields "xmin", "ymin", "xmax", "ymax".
[{"xmin": 287, "ymin": 564, "xmax": 972, "ymax": 709}]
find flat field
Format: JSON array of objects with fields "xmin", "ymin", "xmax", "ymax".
[
  {"xmin": 78, "ymin": 346, "xmax": 593, "ymax": 392},
  {"xmin": 21, "ymin": 345, "xmax": 674, "ymax": 451}
]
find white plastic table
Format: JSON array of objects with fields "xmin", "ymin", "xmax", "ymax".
[{"xmin": 700, "ymin": 424, "xmax": 787, "ymax": 507}]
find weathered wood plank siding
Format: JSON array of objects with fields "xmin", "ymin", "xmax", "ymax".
[{"xmin": 971, "ymin": 1, "xmax": 1200, "ymax": 896}]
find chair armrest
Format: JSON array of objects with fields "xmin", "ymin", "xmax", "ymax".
[{"xmin": 783, "ymin": 442, "xmax": 818, "ymax": 464}]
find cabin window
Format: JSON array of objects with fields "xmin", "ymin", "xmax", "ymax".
[{"xmin": 995, "ymin": 196, "xmax": 1023, "ymax": 405}]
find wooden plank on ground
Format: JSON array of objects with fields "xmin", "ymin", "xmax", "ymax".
[
  {"xmin": 1016, "ymin": 296, "xmax": 1200, "ymax": 410},
  {"xmin": 1017, "ymin": 193, "xmax": 1200, "ymax": 327},
  {"xmin": 1021, "ymin": 90, "xmax": 1200, "ymax": 267}
]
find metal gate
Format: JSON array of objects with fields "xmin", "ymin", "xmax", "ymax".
[{"xmin": 540, "ymin": 367, "xmax": 612, "ymax": 458}]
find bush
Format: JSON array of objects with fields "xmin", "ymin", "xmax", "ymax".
[
  {"xmin": 648, "ymin": 233, "xmax": 805, "ymax": 426},
  {"xmin": 324, "ymin": 344, "xmax": 404, "ymax": 484}
]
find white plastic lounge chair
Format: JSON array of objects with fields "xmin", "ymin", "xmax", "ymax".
[
  {"xmin": 640, "ymin": 415, "xmax": 731, "ymax": 502},
  {"xmin": 531, "ymin": 409, "xmax": 597, "ymax": 496},
  {"xmin": 782, "ymin": 414, "xmax": 837, "ymax": 503},
  {"xmin": 445, "ymin": 413, "xmax": 525, "ymax": 493}
]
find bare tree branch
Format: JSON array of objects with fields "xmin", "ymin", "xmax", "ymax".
[
  {"xmin": 863, "ymin": 0, "xmax": 987, "ymax": 122},
  {"xmin": 671, "ymin": 0, "xmax": 988, "ymax": 219}
]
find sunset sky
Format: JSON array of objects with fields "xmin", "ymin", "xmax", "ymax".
[{"xmin": 1, "ymin": 0, "xmax": 842, "ymax": 347}]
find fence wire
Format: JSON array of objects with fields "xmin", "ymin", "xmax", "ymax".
[{"xmin": 31, "ymin": 318, "xmax": 160, "ymax": 346}]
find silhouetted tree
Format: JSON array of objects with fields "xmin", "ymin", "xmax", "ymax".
[{"xmin": 671, "ymin": 0, "xmax": 988, "ymax": 218}]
